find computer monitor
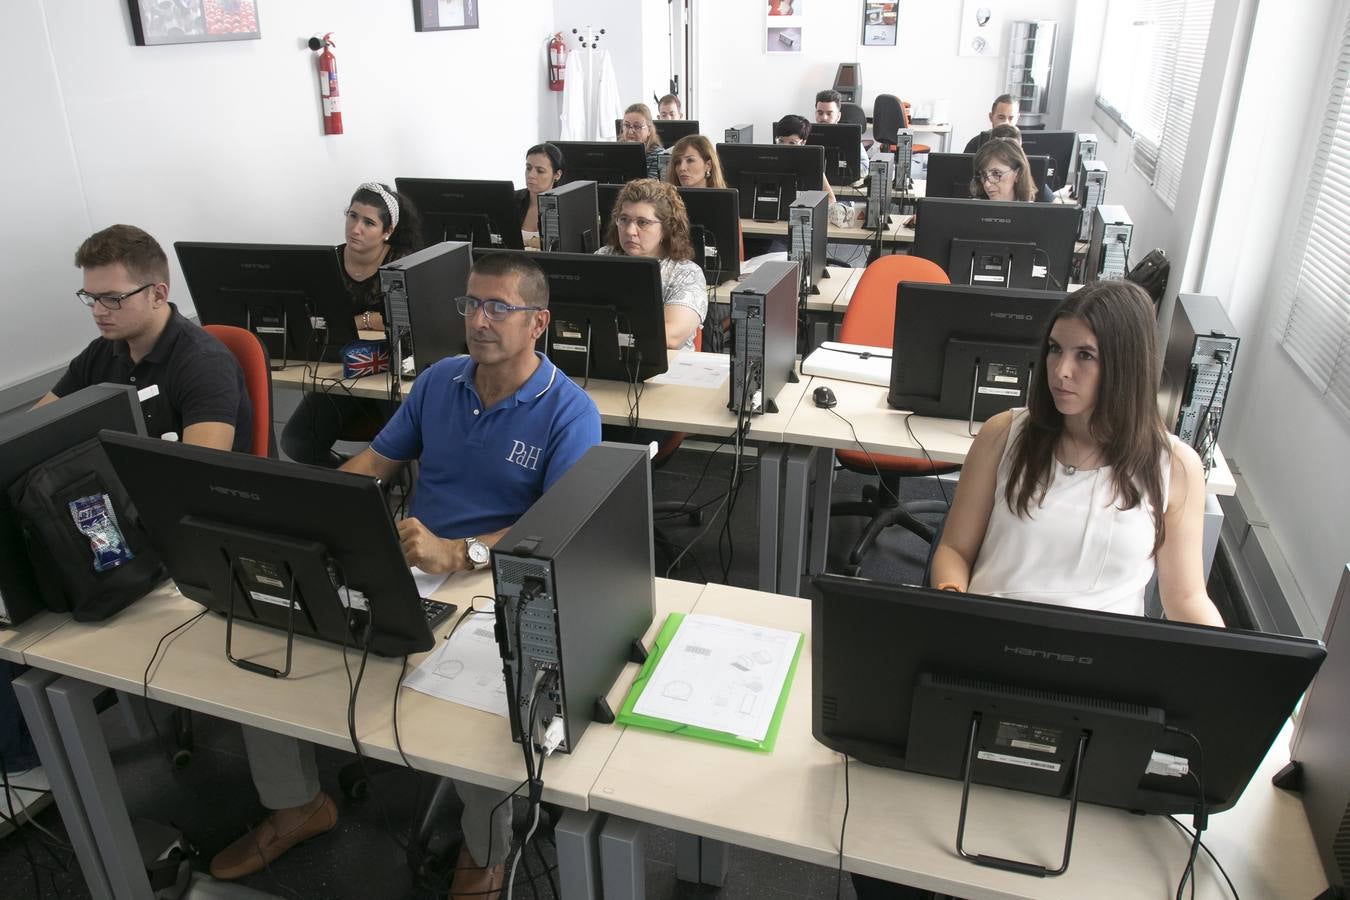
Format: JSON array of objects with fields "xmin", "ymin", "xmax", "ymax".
[
  {"xmin": 594, "ymin": 184, "xmax": 740, "ymax": 286},
  {"xmin": 887, "ymin": 281, "xmax": 1065, "ymax": 421},
  {"xmin": 393, "ymin": 178, "xmax": 525, "ymax": 251},
  {"xmin": 1019, "ymin": 130, "xmax": 1076, "ymax": 191},
  {"xmin": 812, "ymin": 575, "xmax": 1324, "ymax": 870},
  {"xmin": 912, "ymin": 198, "xmax": 1079, "ymax": 291},
  {"xmin": 0, "ymin": 385, "xmax": 146, "ymax": 626},
  {"xmin": 654, "ymin": 119, "xmax": 700, "ymax": 147},
  {"xmin": 100, "ymin": 432, "xmax": 447, "ymax": 665},
  {"xmin": 923, "ymin": 152, "xmax": 1052, "ymax": 200},
  {"xmin": 717, "ymin": 143, "xmax": 826, "ymax": 222},
  {"xmin": 552, "ymin": 141, "xmax": 648, "ymax": 185},
  {"xmin": 474, "ymin": 249, "xmax": 669, "ymax": 384},
  {"xmin": 176, "ymin": 242, "xmax": 354, "ymax": 368},
  {"xmin": 539, "ymin": 181, "xmax": 601, "ymax": 253},
  {"xmin": 806, "ymin": 122, "xmax": 864, "ymax": 186}
]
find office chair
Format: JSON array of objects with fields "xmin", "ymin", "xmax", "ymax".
[
  {"xmin": 203, "ymin": 324, "xmax": 277, "ymax": 458},
  {"xmin": 840, "ymin": 102, "xmax": 868, "ymax": 129},
  {"xmin": 872, "ymin": 94, "xmax": 930, "ymax": 155},
  {"xmin": 829, "ymin": 255, "xmax": 957, "ymax": 575}
]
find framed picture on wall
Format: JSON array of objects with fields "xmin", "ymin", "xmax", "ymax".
[
  {"xmin": 127, "ymin": 0, "xmax": 261, "ymax": 46},
  {"xmin": 413, "ymin": 0, "xmax": 480, "ymax": 32},
  {"xmin": 862, "ymin": 1, "xmax": 898, "ymax": 46}
]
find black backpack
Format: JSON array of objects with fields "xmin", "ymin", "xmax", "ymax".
[{"xmin": 8, "ymin": 437, "xmax": 165, "ymax": 621}]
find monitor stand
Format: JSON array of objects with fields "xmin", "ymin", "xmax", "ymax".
[
  {"xmin": 247, "ymin": 305, "xmax": 291, "ymax": 371},
  {"xmin": 751, "ymin": 177, "xmax": 785, "ymax": 222},
  {"xmin": 951, "ymin": 239, "xmax": 1036, "ymax": 288}
]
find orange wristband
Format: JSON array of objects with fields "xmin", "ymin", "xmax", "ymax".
[{"xmin": 936, "ymin": 582, "xmax": 962, "ymax": 592}]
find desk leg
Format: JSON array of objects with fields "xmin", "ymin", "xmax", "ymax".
[
  {"xmin": 12, "ymin": 670, "xmax": 115, "ymax": 900},
  {"xmin": 598, "ymin": 815, "xmax": 645, "ymax": 900},
  {"xmin": 1202, "ymin": 494, "xmax": 1223, "ymax": 578},
  {"xmin": 779, "ymin": 445, "xmax": 815, "ymax": 597},
  {"xmin": 758, "ymin": 445, "xmax": 784, "ymax": 592},
  {"xmin": 47, "ymin": 677, "xmax": 155, "ymax": 900},
  {"xmin": 675, "ymin": 832, "xmax": 729, "ymax": 886},
  {"xmin": 808, "ymin": 447, "xmax": 835, "ymax": 577},
  {"xmin": 553, "ymin": 809, "xmax": 602, "ymax": 900}
]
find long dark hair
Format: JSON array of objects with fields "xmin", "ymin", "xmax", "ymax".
[
  {"xmin": 349, "ymin": 183, "xmax": 424, "ymax": 258},
  {"xmin": 1005, "ymin": 281, "xmax": 1171, "ymax": 553}
]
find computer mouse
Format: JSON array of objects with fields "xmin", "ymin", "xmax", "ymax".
[{"xmin": 813, "ymin": 385, "xmax": 837, "ymax": 409}]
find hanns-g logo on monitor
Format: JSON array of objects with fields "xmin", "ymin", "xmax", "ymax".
[
  {"xmin": 1004, "ymin": 645, "xmax": 1093, "ymax": 664},
  {"xmin": 210, "ymin": 485, "xmax": 262, "ymax": 501}
]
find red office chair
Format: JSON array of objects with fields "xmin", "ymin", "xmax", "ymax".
[
  {"xmin": 829, "ymin": 256, "xmax": 956, "ymax": 574},
  {"xmin": 203, "ymin": 324, "xmax": 276, "ymax": 458}
]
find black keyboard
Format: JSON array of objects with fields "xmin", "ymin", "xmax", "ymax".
[{"xmin": 422, "ymin": 597, "xmax": 456, "ymax": 630}]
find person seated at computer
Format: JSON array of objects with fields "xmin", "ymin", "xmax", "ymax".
[
  {"xmin": 619, "ymin": 102, "xmax": 666, "ymax": 178},
  {"xmin": 814, "ymin": 88, "xmax": 869, "ymax": 179},
  {"xmin": 963, "ymin": 93, "xmax": 1019, "ymax": 154},
  {"xmin": 596, "ymin": 179, "xmax": 707, "ymax": 351},
  {"xmin": 985, "ymin": 123, "xmax": 1058, "ymax": 202},
  {"xmin": 517, "ymin": 142, "xmax": 565, "ymax": 249},
  {"xmin": 665, "ymin": 135, "xmax": 727, "ymax": 189},
  {"xmin": 773, "ymin": 115, "xmax": 838, "ymax": 204},
  {"xmin": 657, "ymin": 93, "xmax": 683, "ymax": 120},
  {"xmin": 34, "ymin": 224, "xmax": 252, "ymax": 452},
  {"xmin": 279, "ymin": 182, "xmax": 423, "ymax": 467},
  {"xmin": 969, "ymin": 138, "xmax": 1038, "ymax": 203},
  {"xmin": 212, "ymin": 253, "xmax": 601, "ymax": 896}
]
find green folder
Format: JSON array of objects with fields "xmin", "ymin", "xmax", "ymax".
[{"xmin": 616, "ymin": 612, "xmax": 801, "ymax": 752}]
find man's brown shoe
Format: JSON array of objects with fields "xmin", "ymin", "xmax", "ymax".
[
  {"xmin": 448, "ymin": 843, "xmax": 505, "ymax": 899},
  {"xmin": 210, "ymin": 792, "xmax": 337, "ymax": 880}
]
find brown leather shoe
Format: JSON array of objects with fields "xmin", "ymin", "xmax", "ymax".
[
  {"xmin": 210, "ymin": 792, "xmax": 337, "ymax": 880},
  {"xmin": 448, "ymin": 843, "xmax": 505, "ymax": 899}
]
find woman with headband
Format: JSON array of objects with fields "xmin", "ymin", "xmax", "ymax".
[{"xmin": 279, "ymin": 182, "xmax": 424, "ymax": 467}]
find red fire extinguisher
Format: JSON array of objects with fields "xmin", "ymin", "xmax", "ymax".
[
  {"xmin": 308, "ymin": 33, "xmax": 342, "ymax": 135},
  {"xmin": 547, "ymin": 33, "xmax": 567, "ymax": 92}
]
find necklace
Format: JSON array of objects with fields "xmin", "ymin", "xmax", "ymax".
[{"xmin": 1058, "ymin": 438, "xmax": 1100, "ymax": 475}]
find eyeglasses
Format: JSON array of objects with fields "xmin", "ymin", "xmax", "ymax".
[
  {"xmin": 621, "ymin": 121, "xmax": 649, "ymax": 133},
  {"xmin": 76, "ymin": 284, "xmax": 152, "ymax": 311},
  {"xmin": 615, "ymin": 215, "xmax": 661, "ymax": 232},
  {"xmin": 455, "ymin": 295, "xmax": 544, "ymax": 322},
  {"xmin": 976, "ymin": 168, "xmax": 1016, "ymax": 185}
]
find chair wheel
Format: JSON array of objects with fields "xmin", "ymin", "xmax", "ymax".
[
  {"xmin": 339, "ymin": 767, "xmax": 369, "ymax": 802},
  {"xmin": 172, "ymin": 749, "xmax": 193, "ymax": 769}
]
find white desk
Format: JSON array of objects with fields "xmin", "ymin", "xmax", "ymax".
[
  {"xmin": 713, "ymin": 265, "xmax": 861, "ymax": 315},
  {"xmin": 591, "ymin": 583, "xmax": 1329, "ymax": 899},
  {"xmin": 740, "ymin": 213, "xmax": 915, "ymax": 248}
]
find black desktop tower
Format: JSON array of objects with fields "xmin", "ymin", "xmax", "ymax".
[
  {"xmin": 380, "ymin": 241, "xmax": 472, "ymax": 396},
  {"xmin": 491, "ymin": 443, "xmax": 655, "ymax": 755},
  {"xmin": 540, "ymin": 181, "xmax": 601, "ymax": 253},
  {"xmin": 788, "ymin": 189, "xmax": 829, "ymax": 295},
  {"xmin": 728, "ymin": 260, "xmax": 799, "ymax": 415},
  {"xmin": 1159, "ymin": 293, "xmax": 1240, "ymax": 470},
  {"xmin": 724, "ymin": 124, "xmax": 753, "ymax": 144}
]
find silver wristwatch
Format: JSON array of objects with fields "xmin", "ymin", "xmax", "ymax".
[{"xmin": 464, "ymin": 536, "xmax": 490, "ymax": 569}]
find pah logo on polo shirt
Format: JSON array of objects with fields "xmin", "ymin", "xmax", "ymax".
[{"xmin": 507, "ymin": 440, "xmax": 542, "ymax": 471}]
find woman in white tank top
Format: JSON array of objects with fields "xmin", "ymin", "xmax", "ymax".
[{"xmin": 930, "ymin": 281, "xmax": 1223, "ymax": 626}]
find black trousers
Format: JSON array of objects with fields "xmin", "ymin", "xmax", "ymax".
[{"xmin": 280, "ymin": 392, "xmax": 395, "ymax": 466}]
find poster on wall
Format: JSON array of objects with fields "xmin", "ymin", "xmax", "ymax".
[
  {"xmin": 413, "ymin": 0, "xmax": 479, "ymax": 32},
  {"xmin": 127, "ymin": 0, "xmax": 260, "ymax": 46},
  {"xmin": 958, "ymin": 1, "xmax": 1001, "ymax": 56},
  {"xmin": 766, "ymin": 1, "xmax": 803, "ymax": 54},
  {"xmin": 862, "ymin": 1, "xmax": 898, "ymax": 46}
]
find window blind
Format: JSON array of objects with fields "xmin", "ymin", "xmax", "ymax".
[{"xmin": 1276, "ymin": 8, "xmax": 1350, "ymax": 421}]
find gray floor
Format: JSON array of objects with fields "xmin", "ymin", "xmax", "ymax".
[{"xmin": 2, "ymin": 438, "xmax": 948, "ymax": 899}]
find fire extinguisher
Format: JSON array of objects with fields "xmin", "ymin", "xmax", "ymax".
[
  {"xmin": 547, "ymin": 33, "xmax": 567, "ymax": 92},
  {"xmin": 308, "ymin": 33, "xmax": 342, "ymax": 135}
]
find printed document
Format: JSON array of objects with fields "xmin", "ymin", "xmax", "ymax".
[
  {"xmin": 402, "ymin": 612, "xmax": 508, "ymax": 717},
  {"xmin": 646, "ymin": 351, "xmax": 729, "ymax": 389}
]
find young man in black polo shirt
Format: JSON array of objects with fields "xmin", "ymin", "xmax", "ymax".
[
  {"xmin": 963, "ymin": 93, "xmax": 1020, "ymax": 154},
  {"xmin": 34, "ymin": 224, "xmax": 251, "ymax": 452}
]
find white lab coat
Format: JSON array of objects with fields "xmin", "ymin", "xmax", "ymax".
[{"xmin": 558, "ymin": 48, "xmax": 625, "ymax": 141}]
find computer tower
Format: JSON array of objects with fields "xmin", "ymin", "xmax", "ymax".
[
  {"xmin": 539, "ymin": 181, "xmax": 601, "ymax": 253},
  {"xmin": 891, "ymin": 130, "xmax": 915, "ymax": 193},
  {"xmin": 866, "ymin": 158, "xmax": 893, "ymax": 231},
  {"xmin": 788, "ymin": 189, "xmax": 828, "ymax": 295},
  {"xmin": 728, "ymin": 260, "xmax": 799, "ymax": 415},
  {"xmin": 724, "ymin": 124, "xmax": 753, "ymax": 144},
  {"xmin": 1159, "ymin": 293, "xmax": 1240, "ymax": 467},
  {"xmin": 380, "ymin": 241, "xmax": 472, "ymax": 395},
  {"xmin": 491, "ymin": 444, "xmax": 655, "ymax": 755},
  {"xmin": 1076, "ymin": 159, "xmax": 1108, "ymax": 240},
  {"xmin": 1076, "ymin": 132, "xmax": 1099, "ymax": 171},
  {"xmin": 1086, "ymin": 204, "xmax": 1132, "ymax": 281}
]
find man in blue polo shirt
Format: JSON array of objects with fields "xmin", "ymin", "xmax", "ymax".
[{"xmin": 210, "ymin": 253, "xmax": 600, "ymax": 895}]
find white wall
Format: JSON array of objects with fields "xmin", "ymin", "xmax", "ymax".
[
  {"xmin": 693, "ymin": 0, "xmax": 1077, "ymax": 147},
  {"xmin": 1, "ymin": 0, "xmax": 554, "ymax": 392}
]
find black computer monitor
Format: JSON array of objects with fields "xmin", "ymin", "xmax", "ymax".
[
  {"xmin": 474, "ymin": 249, "xmax": 669, "ymax": 384},
  {"xmin": 924, "ymin": 152, "xmax": 1052, "ymax": 199},
  {"xmin": 176, "ymin": 242, "xmax": 354, "ymax": 368},
  {"xmin": 393, "ymin": 178, "xmax": 525, "ymax": 251},
  {"xmin": 912, "ymin": 198, "xmax": 1079, "ymax": 291},
  {"xmin": 594, "ymin": 184, "xmax": 740, "ymax": 286},
  {"xmin": 806, "ymin": 122, "xmax": 864, "ymax": 186},
  {"xmin": 654, "ymin": 119, "xmax": 700, "ymax": 147},
  {"xmin": 1019, "ymin": 130, "xmax": 1076, "ymax": 191},
  {"xmin": 0, "ymin": 385, "xmax": 145, "ymax": 626},
  {"xmin": 552, "ymin": 141, "xmax": 648, "ymax": 185},
  {"xmin": 717, "ymin": 143, "xmax": 826, "ymax": 222},
  {"xmin": 100, "ymin": 432, "xmax": 447, "ymax": 663},
  {"xmin": 811, "ymin": 574, "xmax": 1324, "ymax": 823},
  {"xmin": 887, "ymin": 281, "xmax": 1065, "ymax": 421}
]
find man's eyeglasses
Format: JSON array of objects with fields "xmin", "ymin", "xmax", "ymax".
[
  {"xmin": 615, "ymin": 215, "xmax": 661, "ymax": 232},
  {"xmin": 76, "ymin": 284, "xmax": 152, "ymax": 311},
  {"xmin": 455, "ymin": 296, "xmax": 544, "ymax": 322},
  {"xmin": 621, "ymin": 121, "xmax": 649, "ymax": 133},
  {"xmin": 976, "ymin": 168, "xmax": 1016, "ymax": 185}
]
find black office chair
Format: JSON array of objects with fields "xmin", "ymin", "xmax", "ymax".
[{"xmin": 840, "ymin": 103, "xmax": 868, "ymax": 129}]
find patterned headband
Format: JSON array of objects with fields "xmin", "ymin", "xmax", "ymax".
[{"xmin": 357, "ymin": 182, "xmax": 399, "ymax": 232}]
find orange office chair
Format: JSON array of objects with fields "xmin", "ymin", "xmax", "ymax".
[
  {"xmin": 829, "ymin": 255, "xmax": 956, "ymax": 574},
  {"xmin": 203, "ymin": 324, "xmax": 276, "ymax": 458},
  {"xmin": 872, "ymin": 94, "xmax": 930, "ymax": 155}
]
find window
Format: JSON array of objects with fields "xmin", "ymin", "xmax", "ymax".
[
  {"xmin": 1275, "ymin": 8, "xmax": 1350, "ymax": 422},
  {"xmin": 1094, "ymin": 0, "xmax": 1215, "ymax": 208}
]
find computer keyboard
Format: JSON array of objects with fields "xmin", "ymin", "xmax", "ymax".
[{"xmin": 422, "ymin": 597, "xmax": 456, "ymax": 629}]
